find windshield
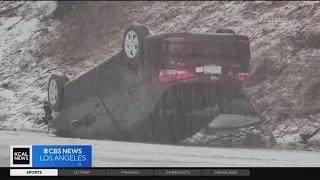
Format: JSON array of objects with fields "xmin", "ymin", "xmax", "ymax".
[
  {"xmin": 207, "ymin": 98, "xmax": 261, "ymax": 129},
  {"xmin": 208, "ymin": 114, "xmax": 261, "ymax": 130}
]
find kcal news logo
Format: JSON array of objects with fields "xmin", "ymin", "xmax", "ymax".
[
  {"xmin": 10, "ymin": 145, "xmax": 33, "ymax": 167},
  {"xmin": 10, "ymin": 145, "xmax": 92, "ymax": 168}
]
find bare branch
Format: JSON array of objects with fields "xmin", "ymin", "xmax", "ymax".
[
  {"xmin": 5, "ymin": 3, "xmax": 31, "ymax": 32},
  {"xmin": 31, "ymin": 1, "xmax": 48, "ymax": 19},
  {"xmin": 0, "ymin": 1, "xmax": 27, "ymax": 16},
  {"xmin": 24, "ymin": 28, "xmax": 49, "ymax": 43},
  {"xmin": 300, "ymin": 126, "xmax": 320, "ymax": 143}
]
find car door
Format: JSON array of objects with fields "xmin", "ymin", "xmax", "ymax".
[
  {"xmin": 61, "ymin": 65, "xmax": 118, "ymax": 138},
  {"xmin": 98, "ymin": 52, "xmax": 144, "ymax": 133},
  {"xmin": 62, "ymin": 66, "xmax": 101, "ymax": 123},
  {"xmin": 117, "ymin": 65, "xmax": 150, "ymax": 131}
]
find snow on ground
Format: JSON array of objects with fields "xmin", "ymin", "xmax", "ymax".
[
  {"xmin": 1, "ymin": 130, "xmax": 320, "ymax": 167},
  {"xmin": 0, "ymin": 2, "xmax": 60, "ymax": 131}
]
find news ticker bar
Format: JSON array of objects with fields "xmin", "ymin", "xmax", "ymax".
[{"xmin": 10, "ymin": 168, "xmax": 250, "ymax": 176}]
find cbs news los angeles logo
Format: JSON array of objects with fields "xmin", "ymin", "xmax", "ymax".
[{"xmin": 10, "ymin": 145, "xmax": 33, "ymax": 167}]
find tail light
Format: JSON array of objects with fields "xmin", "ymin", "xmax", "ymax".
[
  {"xmin": 157, "ymin": 70, "xmax": 195, "ymax": 83},
  {"xmin": 234, "ymin": 73, "xmax": 249, "ymax": 82}
]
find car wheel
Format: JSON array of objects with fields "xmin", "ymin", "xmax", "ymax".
[
  {"xmin": 122, "ymin": 23, "xmax": 150, "ymax": 65},
  {"xmin": 47, "ymin": 73, "xmax": 68, "ymax": 112}
]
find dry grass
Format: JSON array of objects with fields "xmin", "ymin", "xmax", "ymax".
[
  {"xmin": 41, "ymin": 1, "xmax": 137, "ymax": 65},
  {"xmin": 249, "ymin": 47, "xmax": 287, "ymax": 86},
  {"xmin": 294, "ymin": 57, "xmax": 320, "ymax": 116},
  {"xmin": 300, "ymin": 23, "xmax": 320, "ymax": 49},
  {"xmin": 0, "ymin": 2, "xmax": 26, "ymax": 18}
]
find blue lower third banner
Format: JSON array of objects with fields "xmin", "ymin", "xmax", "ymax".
[{"xmin": 32, "ymin": 145, "xmax": 92, "ymax": 168}]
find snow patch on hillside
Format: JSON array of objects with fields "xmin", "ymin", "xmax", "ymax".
[{"xmin": 0, "ymin": 1, "xmax": 59, "ymax": 131}]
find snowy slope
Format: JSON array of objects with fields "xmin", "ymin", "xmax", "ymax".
[
  {"xmin": 1, "ymin": 1, "xmax": 320, "ymax": 152},
  {"xmin": 0, "ymin": 2, "xmax": 59, "ymax": 131}
]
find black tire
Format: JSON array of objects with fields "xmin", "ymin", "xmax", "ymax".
[
  {"xmin": 122, "ymin": 23, "xmax": 150, "ymax": 65},
  {"xmin": 216, "ymin": 28, "xmax": 236, "ymax": 34},
  {"xmin": 47, "ymin": 73, "xmax": 68, "ymax": 112}
]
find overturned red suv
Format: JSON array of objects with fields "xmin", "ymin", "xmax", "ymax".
[{"xmin": 47, "ymin": 23, "xmax": 264, "ymax": 145}]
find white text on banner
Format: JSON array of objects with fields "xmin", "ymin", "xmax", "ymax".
[{"xmin": 10, "ymin": 169, "xmax": 58, "ymax": 176}]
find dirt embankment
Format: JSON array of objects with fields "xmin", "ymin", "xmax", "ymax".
[{"xmin": 1, "ymin": 1, "xmax": 320, "ymax": 148}]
